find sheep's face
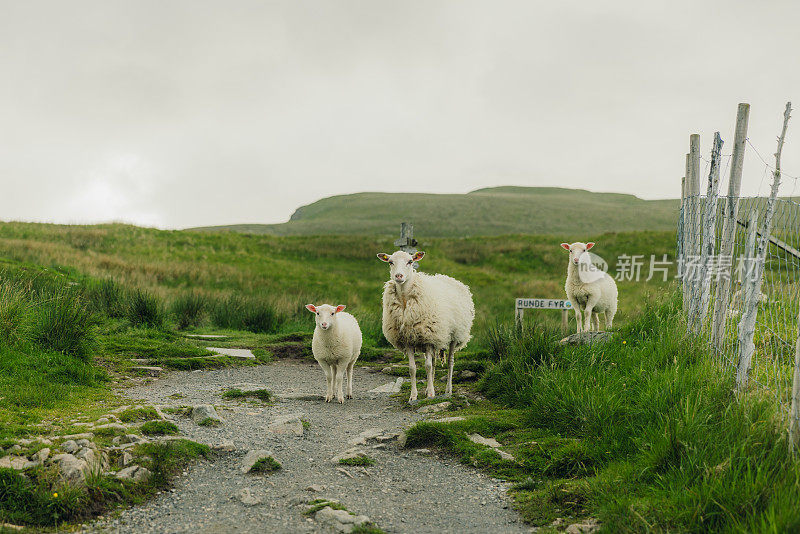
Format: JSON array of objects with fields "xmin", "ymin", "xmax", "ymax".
[
  {"xmin": 560, "ymin": 242, "xmax": 595, "ymax": 266},
  {"xmin": 305, "ymin": 303, "xmax": 346, "ymax": 331},
  {"xmin": 377, "ymin": 250, "xmax": 425, "ymax": 285}
]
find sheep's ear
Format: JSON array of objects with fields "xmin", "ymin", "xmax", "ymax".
[
  {"xmin": 305, "ymin": 304, "xmax": 317, "ymax": 313},
  {"xmin": 377, "ymin": 253, "xmax": 390, "ymax": 262},
  {"xmin": 586, "ymin": 242, "xmax": 595, "ymax": 250},
  {"xmin": 335, "ymin": 305, "xmax": 346, "ymax": 313},
  {"xmin": 560, "ymin": 243, "xmax": 571, "ymax": 251},
  {"xmin": 412, "ymin": 251, "xmax": 425, "ymax": 261}
]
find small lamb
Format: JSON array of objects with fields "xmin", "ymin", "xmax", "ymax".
[
  {"xmin": 561, "ymin": 242, "xmax": 618, "ymax": 333},
  {"xmin": 305, "ymin": 304, "xmax": 362, "ymax": 404},
  {"xmin": 377, "ymin": 250, "xmax": 474, "ymax": 402}
]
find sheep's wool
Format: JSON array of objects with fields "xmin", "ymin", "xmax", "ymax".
[{"xmin": 381, "ymin": 272, "xmax": 474, "ymax": 353}]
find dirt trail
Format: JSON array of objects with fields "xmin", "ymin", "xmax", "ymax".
[{"xmin": 82, "ymin": 360, "xmax": 528, "ymax": 534}]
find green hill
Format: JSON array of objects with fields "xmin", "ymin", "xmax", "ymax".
[{"xmin": 189, "ymin": 186, "xmax": 679, "ymax": 237}]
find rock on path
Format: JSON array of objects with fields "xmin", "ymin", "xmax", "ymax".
[{"xmin": 82, "ymin": 361, "xmax": 527, "ymax": 534}]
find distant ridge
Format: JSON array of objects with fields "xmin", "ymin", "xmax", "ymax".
[{"xmin": 188, "ymin": 186, "xmax": 679, "ymax": 238}]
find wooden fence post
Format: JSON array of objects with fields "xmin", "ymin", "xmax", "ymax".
[
  {"xmin": 685, "ymin": 135, "xmax": 701, "ymax": 324},
  {"xmin": 692, "ymin": 132, "xmax": 724, "ymax": 332},
  {"xmin": 712, "ymin": 103, "xmax": 750, "ymax": 347},
  {"xmin": 736, "ymin": 209, "xmax": 760, "ymax": 387},
  {"xmin": 789, "ymin": 305, "xmax": 800, "ymax": 453},
  {"xmin": 736, "ymin": 102, "xmax": 792, "ymax": 390}
]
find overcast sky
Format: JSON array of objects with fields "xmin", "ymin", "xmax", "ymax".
[{"xmin": 1, "ymin": 1, "xmax": 798, "ymax": 229}]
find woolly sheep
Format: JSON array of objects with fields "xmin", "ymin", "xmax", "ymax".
[
  {"xmin": 305, "ymin": 304, "xmax": 362, "ymax": 404},
  {"xmin": 377, "ymin": 250, "xmax": 474, "ymax": 402},
  {"xmin": 561, "ymin": 242, "xmax": 618, "ymax": 333}
]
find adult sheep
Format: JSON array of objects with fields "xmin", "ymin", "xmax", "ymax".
[
  {"xmin": 561, "ymin": 241, "xmax": 618, "ymax": 333},
  {"xmin": 376, "ymin": 250, "xmax": 474, "ymax": 402}
]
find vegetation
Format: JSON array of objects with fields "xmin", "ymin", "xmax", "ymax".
[
  {"xmin": 189, "ymin": 186, "xmax": 678, "ymax": 237},
  {"xmin": 250, "ymin": 456, "xmax": 282, "ymax": 473},
  {"xmin": 222, "ymin": 388, "xmax": 273, "ymax": 402},
  {"xmin": 405, "ymin": 293, "xmax": 800, "ymax": 532},
  {"xmin": 140, "ymin": 421, "xmax": 179, "ymax": 436},
  {"xmin": 338, "ymin": 456, "xmax": 375, "ymax": 467}
]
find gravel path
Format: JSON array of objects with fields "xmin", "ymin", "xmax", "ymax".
[{"xmin": 82, "ymin": 361, "xmax": 529, "ymax": 534}]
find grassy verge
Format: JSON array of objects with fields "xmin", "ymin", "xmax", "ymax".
[{"xmin": 405, "ymin": 291, "xmax": 800, "ymax": 532}]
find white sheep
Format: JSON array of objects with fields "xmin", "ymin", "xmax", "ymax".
[
  {"xmin": 561, "ymin": 242, "xmax": 618, "ymax": 333},
  {"xmin": 377, "ymin": 250, "xmax": 474, "ymax": 402},
  {"xmin": 305, "ymin": 304, "xmax": 362, "ymax": 404}
]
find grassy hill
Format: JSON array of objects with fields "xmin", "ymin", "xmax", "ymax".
[{"xmin": 189, "ymin": 186, "xmax": 679, "ymax": 237}]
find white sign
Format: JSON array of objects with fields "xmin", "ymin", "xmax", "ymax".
[{"xmin": 515, "ymin": 298, "xmax": 572, "ymax": 310}]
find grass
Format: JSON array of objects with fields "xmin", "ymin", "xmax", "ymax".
[
  {"xmin": 338, "ymin": 456, "xmax": 375, "ymax": 467},
  {"xmin": 189, "ymin": 186, "xmax": 678, "ymax": 237},
  {"xmin": 403, "ymin": 292, "xmax": 800, "ymax": 532},
  {"xmin": 249, "ymin": 456, "xmax": 281, "ymax": 473},
  {"xmin": 221, "ymin": 388, "xmax": 272, "ymax": 402},
  {"xmin": 140, "ymin": 421, "xmax": 179, "ymax": 436},
  {"xmin": 0, "ymin": 439, "xmax": 209, "ymax": 527}
]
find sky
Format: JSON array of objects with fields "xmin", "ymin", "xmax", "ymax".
[{"xmin": 1, "ymin": 0, "xmax": 799, "ymax": 229}]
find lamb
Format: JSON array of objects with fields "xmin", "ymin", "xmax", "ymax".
[
  {"xmin": 561, "ymin": 242, "xmax": 618, "ymax": 333},
  {"xmin": 305, "ymin": 304, "xmax": 362, "ymax": 404},
  {"xmin": 377, "ymin": 250, "xmax": 474, "ymax": 402}
]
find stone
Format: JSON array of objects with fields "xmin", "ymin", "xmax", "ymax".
[
  {"xmin": 330, "ymin": 448, "xmax": 367, "ymax": 465},
  {"xmin": 414, "ymin": 448, "xmax": 432, "ymax": 454},
  {"xmin": 565, "ymin": 518, "xmax": 600, "ymax": 534},
  {"xmin": 381, "ymin": 366, "xmax": 392, "ymax": 374},
  {"xmin": 0, "ymin": 524, "xmax": 24, "ymax": 531},
  {"xmin": 268, "ymin": 414, "xmax": 304, "ymax": 436},
  {"xmin": 497, "ymin": 450, "xmax": 515, "ymax": 461},
  {"xmin": 33, "ymin": 448, "xmax": 50, "ymax": 463},
  {"xmin": 237, "ymin": 487, "xmax": 263, "ymax": 506},
  {"xmin": 0, "ymin": 456, "xmax": 33, "ymax": 470},
  {"xmin": 184, "ymin": 334, "xmax": 228, "ymax": 340},
  {"xmin": 61, "ymin": 440, "xmax": 80, "ymax": 454},
  {"xmin": 348, "ymin": 428, "xmax": 383, "ymax": 446},
  {"xmin": 417, "ymin": 401, "xmax": 451, "ymax": 414},
  {"xmin": 130, "ymin": 366, "xmax": 164, "ymax": 376},
  {"xmin": 212, "ymin": 439, "xmax": 236, "ymax": 452},
  {"xmin": 76, "ymin": 439, "xmax": 96, "ymax": 449},
  {"xmin": 460, "ymin": 369, "xmax": 477, "ymax": 379},
  {"xmin": 51, "ymin": 454, "xmax": 90, "ymax": 485},
  {"xmin": 120, "ymin": 451, "xmax": 134, "ymax": 467},
  {"xmin": 315, "ymin": 506, "xmax": 370, "ymax": 533},
  {"xmin": 114, "ymin": 434, "xmax": 149, "ymax": 445},
  {"xmin": 76, "ymin": 448, "xmax": 108, "ymax": 471},
  {"xmin": 468, "ymin": 434, "xmax": 501, "ymax": 448},
  {"xmin": 559, "ymin": 331, "xmax": 612, "ymax": 346},
  {"xmin": 206, "ymin": 347, "xmax": 256, "ymax": 359},
  {"xmin": 397, "ymin": 431, "xmax": 408, "ymax": 448},
  {"xmin": 368, "ymin": 377, "xmax": 404, "ymax": 394},
  {"xmin": 191, "ymin": 405, "xmax": 223, "ymax": 425},
  {"xmin": 115, "ymin": 465, "xmax": 152, "ymax": 483},
  {"xmin": 306, "ymin": 484, "xmax": 325, "ymax": 492},
  {"xmin": 95, "ymin": 417, "xmax": 110, "ymax": 425},
  {"xmin": 435, "ymin": 416, "xmax": 466, "ymax": 423},
  {"xmin": 61, "ymin": 433, "xmax": 94, "ymax": 440},
  {"xmin": 241, "ymin": 450, "xmax": 275, "ymax": 474},
  {"xmin": 93, "ymin": 423, "xmax": 128, "ymax": 433},
  {"xmin": 8, "ymin": 445, "xmax": 22, "ymax": 454}
]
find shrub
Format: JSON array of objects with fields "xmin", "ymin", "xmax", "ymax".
[
  {"xmin": 171, "ymin": 293, "xmax": 209, "ymax": 330},
  {"xmin": 210, "ymin": 295, "xmax": 283, "ymax": 334},
  {"xmin": 31, "ymin": 286, "xmax": 98, "ymax": 360},
  {"xmin": 140, "ymin": 421, "xmax": 179, "ymax": 436},
  {"xmin": 126, "ymin": 290, "xmax": 166, "ymax": 329}
]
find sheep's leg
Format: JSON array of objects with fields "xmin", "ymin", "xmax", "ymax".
[
  {"xmin": 593, "ymin": 313, "xmax": 600, "ymax": 331},
  {"xmin": 319, "ymin": 361, "xmax": 333, "ymax": 402},
  {"xmin": 407, "ymin": 349, "xmax": 418, "ymax": 402},
  {"xmin": 573, "ymin": 308, "xmax": 583, "ymax": 333},
  {"xmin": 445, "ymin": 340, "xmax": 456, "ymax": 397},
  {"xmin": 583, "ymin": 295, "xmax": 600, "ymax": 332},
  {"xmin": 425, "ymin": 347, "xmax": 436, "ymax": 398},
  {"xmin": 334, "ymin": 364, "xmax": 345, "ymax": 404},
  {"xmin": 346, "ymin": 359, "xmax": 355, "ymax": 399}
]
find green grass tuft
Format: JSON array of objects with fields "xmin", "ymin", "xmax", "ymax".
[
  {"xmin": 140, "ymin": 420, "xmax": 179, "ymax": 436},
  {"xmin": 118, "ymin": 407, "xmax": 160, "ymax": 423},
  {"xmin": 221, "ymin": 388, "xmax": 272, "ymax": 402},
  {"xmin": 250, "ymin": 456, "xmax": 281, "ymax": 473},
  {"xmin": 338, "ymin": 456, "xmax": 375, "ymax": 467}
]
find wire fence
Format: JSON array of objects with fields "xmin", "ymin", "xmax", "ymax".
[{"xmin": 677, "ymin": 102, "xmax": 800, "ymax": 450}]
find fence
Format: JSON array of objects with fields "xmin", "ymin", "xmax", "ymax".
[{"xmin": 677, "ymin": 102, "xmax": 800, "ymax": 451}]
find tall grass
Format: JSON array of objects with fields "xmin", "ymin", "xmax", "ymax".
[
  {"xmin": 126, "ymin": 289, "xmax": 166, "ymax": 329},
  {"xmin": 84, "ymin": 278, "xmax": 127, "ymax": 318},
  {"xmin": 210, "ymin": 294, "xmax": 283, "ymax": 333},
  {"xmin": 480, "ymin": 292, "xmax": 800, "ymax": 532},
  {"xmin": 171, "ymin": 292, "xmax": 209, "ymax": 330}
]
